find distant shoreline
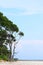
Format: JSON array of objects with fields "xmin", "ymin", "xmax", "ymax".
[{"xmin": 18, "ymin": 59, "xmax": 43, "ymax": 61}]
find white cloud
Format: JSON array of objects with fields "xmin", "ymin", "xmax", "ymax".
[
  {"xmin": 21, "ymin": 40, "xmax": 43, "ymax": 45},
  {"xmin": 16, "ymin": 40, "xmax": 43, "ymax": 50},
  {"xmin": 15, "ymin": 40, "xmax": 43, "ymax": 57},
  {"xmin": 0, "ymin": 0, "xmax": 43, "ymax": 15},
  {"xmin": 0, "ymin": 0, "xmax": 22, "ymax": 8}
]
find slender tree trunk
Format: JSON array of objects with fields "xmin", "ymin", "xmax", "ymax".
[
  {"xmin": 9, "ymin": 43, "xmax": 12, "ymax": 61},
  {"xmin": 12, "ymin": 37, "xmax": 21, "ymax": 59},
  {"xmin": 13, "ymin": 45, "xmax": 15, "ymax": 59}
]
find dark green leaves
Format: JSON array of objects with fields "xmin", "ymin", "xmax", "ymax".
[
  {"xmin": 0, "ymin": 12, "xmax": 24, "ymax": 61},
  {"xmin": 19, "ymin": 32, "xmax": 24, "ymax": 36}
]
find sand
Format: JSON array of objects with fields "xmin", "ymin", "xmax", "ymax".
[{"xmin": 0, "ymin": 61, "xmax": 43, "ymax": 65}]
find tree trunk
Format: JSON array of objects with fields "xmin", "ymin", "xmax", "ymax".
[
  {"xmin": 9, "ymin": 43, "xmax": 12, "ymax": 61},
  {"xmin": 13, "ymin": 45, "xmax": 16, "ymax": 59}
]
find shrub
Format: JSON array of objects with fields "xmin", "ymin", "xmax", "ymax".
[{"xmin": 0, "ymin": 55, "xmax": 9, "ymax": 61}]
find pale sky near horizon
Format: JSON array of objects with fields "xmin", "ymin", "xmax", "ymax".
[{"xmin": 0, "ymin": 0, "xmax": 43, "ymax": 60}]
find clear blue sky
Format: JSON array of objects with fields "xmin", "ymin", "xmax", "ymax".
[{"xmin": 0, "ymin": 0, "xmax": 43, "ymax": 60}]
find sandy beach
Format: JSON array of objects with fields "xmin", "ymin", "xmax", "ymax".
[{"xmin": 0, "ymin": 61, "xmax": 43, "ymax": 65}]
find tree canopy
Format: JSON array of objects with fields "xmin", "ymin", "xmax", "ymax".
[{"xmin": 0, "ymin": 12, "xmax": 24, "ymax": 61}]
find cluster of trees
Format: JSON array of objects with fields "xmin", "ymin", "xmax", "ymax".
[{"xmin": 0, "ymin": 12, "xmax": 24, "ymax": 61}]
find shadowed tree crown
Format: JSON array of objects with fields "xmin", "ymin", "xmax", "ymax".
[{"xmin": 0, "ymin": 12, "xmax": 24, "ymax": 61}]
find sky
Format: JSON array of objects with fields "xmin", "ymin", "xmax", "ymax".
[{"xmin": 0, "ymin": 0, "xmax": 43, "ymax": 60}]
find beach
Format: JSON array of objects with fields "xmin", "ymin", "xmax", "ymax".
[{"xmin": 0, "ymin": 61, "xmax": 43, "ymax": 65}]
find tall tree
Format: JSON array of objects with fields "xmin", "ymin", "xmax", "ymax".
[{"xmin": 0, "ymin": 12, "xmax": 24, "ymax": 61}]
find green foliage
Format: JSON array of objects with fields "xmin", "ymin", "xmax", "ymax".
[
  {"xmin": 0, "ymin": 55, "xmax": 8, "ymax": 61},
  {"xmin": 0, "ymin": 12, "xmax": 24, "ymax": 61},
  {"xmin": 19, "ymin": 32, "xmax": 24, "ymax": 36},
  {"xmin": 14, "ymin": 58, "xmax": 18, "ymax": 61},
  {"xmin": 0, "ymin": 45, "xmax": 10, "ymax": 60}
]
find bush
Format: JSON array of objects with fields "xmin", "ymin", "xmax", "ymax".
[
  {"xmin": 0, "ymin": 45, "xmax": 10, "ymax": 61},
  {"xmin": 0, "ymin": 55, "xmax": 9, "ymax": 61},
  {"xmin": 14, "ymin": 58, "xmax": 18, "ymax": 61}
]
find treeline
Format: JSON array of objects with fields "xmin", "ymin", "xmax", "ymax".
[{"xmin": 0, "ymin": 12, "xmax": 24, "ymax": 61}]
